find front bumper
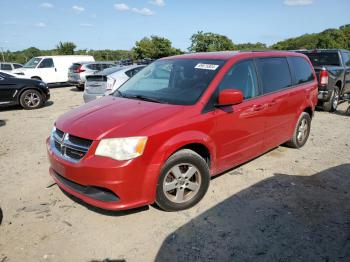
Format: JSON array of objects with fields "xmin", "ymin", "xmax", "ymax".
[{"xmin": 46, "ymin": 138, "xmax": 160, "ymax": 210}]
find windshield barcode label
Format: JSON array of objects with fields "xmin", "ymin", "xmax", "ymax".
[{"xmin": 195, "ymin": 63, "xmax": 219, "ymax": 70}]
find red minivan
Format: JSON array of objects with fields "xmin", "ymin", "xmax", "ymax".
[{"xmin": 47, "ymin": 51, "xmax": 318, "ymax": 211}]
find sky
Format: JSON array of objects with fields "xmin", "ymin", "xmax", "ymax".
[{"xmin": 1, "ymin": 0, "xmax": 349, "ymax": 51}]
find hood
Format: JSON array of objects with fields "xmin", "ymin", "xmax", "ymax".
[{"xmin": 55, "ymin": 96, "xmax": 184, "ymax": 140}]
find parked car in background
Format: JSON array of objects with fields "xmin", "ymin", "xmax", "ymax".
[
  {"xmin": 12, "ymin": 55, "xmax": 94, "ymax": 85},
  {"xmin": 68, "ymin": 62, "xmax": 116, "ymax": 90},
  {"xmin": 0, "ymin": 62, "xmax": 23, "ymax": 71},
  {"xmin": 137, "ymin": 58, "xmax": 154, "ymax": 65},
  {"xmin": 47, "ymin": 51, "xmax": 318, "ymax": 212},
  {"xmin": 0, "ymin": 71, "xmax": 50, "ymax": 109},
  {"xmin": 296, "ymin": 49, "xmax": 350, "ymax": 112},
  {"xmin": 116, "ymin": 59, "xmax": 133, "ymax": 66},
  {"xmin": 83, "ymin": 65, "xmax": 145, "ymax": 103}
]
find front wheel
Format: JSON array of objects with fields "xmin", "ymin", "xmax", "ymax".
[
  {"xmin": 19, "ymin": 89, "xmax": 43, "ymax": 110},
  {"xmin": 156, "ymin": 149, "xmax": 210, "ymax": 211},
  {"xmin": 286, "ymin": 112, "xmax": 311, "ymax": 149}
]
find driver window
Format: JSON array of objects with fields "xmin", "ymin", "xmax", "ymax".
[
  {"xmin": 217, "ymin": 60, "xmax": 259, "ymax": 100},
  {"xmin": 38, "ymin": 58, "xmax": 54, "ymax": 68}
]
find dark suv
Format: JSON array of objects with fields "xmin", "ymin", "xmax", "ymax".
[{"xmin": 297, "ymin": 49, "xmax": 350, "ymax": 112}]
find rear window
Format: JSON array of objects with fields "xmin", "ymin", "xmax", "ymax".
[
  {"xmin": 303, "ymin": 52, "xmax": 340, "ymax": 66},
  {"xmin": 0, "ymin": 72, "xmax": 14, "ymax": 78},
  {"xmin": 70, "ymin": 63, "xmax": 82, "ymax": 70},
  {"xmin": 256, "ymin": 57, "xmax": 292, "ymax": 94},
  {"xmin": 289, "ymin": 57, "xmax": 315, "ymax": 85}
]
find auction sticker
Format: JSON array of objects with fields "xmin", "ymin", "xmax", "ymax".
[{"xmin": 195, "ymin": 63, "xmax": 219, "ymax": 70}]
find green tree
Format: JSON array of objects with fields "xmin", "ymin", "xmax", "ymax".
[
  {"xmin": 234, "ymin": 42, "xmax": 267, "ymax": 50},
  {"xmin": 56, "ymin": 41, "xmax": 76, "ymax": 55},
  {"xmin": 316, "ymin": 29, "xmax": 347, "ymax": 49},
  {"xmin": 133, "ymin": 36, "xmax": 182, "ymax": 59},
  {"xmin": 189, "ymin": 31, "xmax": 234, "ymax": 52}
]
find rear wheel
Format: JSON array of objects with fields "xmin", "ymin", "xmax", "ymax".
[
  {"xmin": 76, "ymin": 84, "xmax": 84, "ymax": 91},
  {"xmin": 322, "ymin": 87, "xmax": 339, "ymax": 112},
  {"xmin": 156, "ymin": 149, "xmax": 210, "ymax": 211},
  {"xmin": 20, "ymin": 89, "xmax": 43, "ymax": 110},
  {"xmin": 286, "ymin": 112, "xmax": 311, "ymax": 149}
]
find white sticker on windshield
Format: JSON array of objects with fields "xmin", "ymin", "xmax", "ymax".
[{"xmin": 195, "ymin": 63, "xmax": 219, "ymax": 70}]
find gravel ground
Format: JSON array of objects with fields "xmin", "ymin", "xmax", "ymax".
[{"xmin": 0, "ymin": 87, "xmax": 349, "ymax": 262}]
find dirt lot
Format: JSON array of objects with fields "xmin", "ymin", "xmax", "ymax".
[{"xmin": 0, "ymin": 87, "xmax": 350, "ymax": 262}]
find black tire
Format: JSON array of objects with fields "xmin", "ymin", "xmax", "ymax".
[
  {"xmin": 76, "ymin": 84, "xmax": 84, "ymax": 91},
  {"xmin": 156, "ymin": 149, "xmax": 210, "ymax": 211},
  {"xmin": 286, "ymin": 112, "xmax": 311, "ymax": 149},
  {"xmin": 19, "ymin": 89, "xmax": 43, "ymax": 110},
  {"xmin": 322, "ymin": 87, "xmax": 339, "ymax": 112}
]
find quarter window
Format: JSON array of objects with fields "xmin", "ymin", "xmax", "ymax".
[
  {"xmin": 257, "ymin": 57, "xmax": 292, "ymax": 94},
  {"xmin": 217, "ymin": 60, "xmax": 259, "ymax": 100},
  {"xmin": 1, "ymin": 64, "xmax": 12, "ymax": 70},
  {"xmin": 289, "ymin": 57, "xmax": 315, "ymax": 84},
  {"xmin": 38, "ymin": 58, "xmax": 54, "ymax": 68}
]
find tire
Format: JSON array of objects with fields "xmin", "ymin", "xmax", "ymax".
[
  {"xmin": 19, "ymin": 89, "xmax": 43, "ymax": 110},
  {"xmin": 156, "ymin": 149, "xmax": 210, "ymax": 211},
  {"xmin": 286, "ymin": 112, "xmax": 311, "ymax": 149},
  {"xmin": 322, "ymin": 87, "xmax": 339, "ymax": 112},
  {"xmin": 76, "ymin": 84, "xmax": 84, "ymax": 91}
]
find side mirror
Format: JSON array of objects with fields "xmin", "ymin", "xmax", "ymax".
[{"xmin": 216, "ymin": 89, "xmax": 243, "ymax": 107}]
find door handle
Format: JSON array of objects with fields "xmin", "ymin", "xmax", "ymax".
[
  {"xmin": 55, "ymin": 68, "xmax": 57, "ymax": 72},
  {"xmin": 253, "ymin": 104, "xmax": 264, "ymax": 111},
  {"xmin": 268, "ymin": 99, "xmax": 278, "ymax": 107}
]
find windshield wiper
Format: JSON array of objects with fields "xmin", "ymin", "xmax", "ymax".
[{"xmin": 125, "ymin": 94, "xmax": 166, "ymax": 104}]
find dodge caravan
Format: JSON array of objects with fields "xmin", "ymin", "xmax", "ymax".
[{"xmin": 47, "ymin": 51, "xmax": 318, "ymax": 211}]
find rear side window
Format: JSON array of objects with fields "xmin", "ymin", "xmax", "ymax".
[
  {"xmin": 289, "ymin": 57, "xmax": 315, "ymax": 84},
  {"xmin": 38, "ymin": 58, "xmax": 54, "ymax": 68},
  {"xmin": 217, "ymin": 60, "xmax": 259, "ymax": 99},
  {"xmin": 1, "ymin": 64, "xmax": 12, "ymax": 70},
  {"xmin": 342, "ymin": 52, "xmax": 350, "ymax": 66},
  {"xmin": 257, "ymin": 57, "xmax": 292, "ymax": 94}
]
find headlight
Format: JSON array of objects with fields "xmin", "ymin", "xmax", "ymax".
[
  {"xmin": 39, "ymin": 82, "xmax": 47, "ymax": 88},
  {"xmin": 95, "ymin": 137, "xmax": 148, "ymax": 161}
]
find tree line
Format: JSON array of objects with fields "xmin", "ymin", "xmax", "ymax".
[{"xmin": 2, "ymin": 24, "xmax": 349, "ymax": 64}]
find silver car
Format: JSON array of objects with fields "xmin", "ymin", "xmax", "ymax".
[
  {"xmin": 83, "ymin": 65, "xmax": 145, "ymax": 103},
  {"xmin": 68, "ymin": 61, "xmax": 116, "ymax": 90},
  {"xmin": 0, "ymin": 62, "xmax": 23, "ymax": 71}
]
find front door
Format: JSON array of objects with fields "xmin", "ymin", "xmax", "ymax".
[
  {"xmin": 36, "ymin": 58, "xmax": 57, "ymax": 83},
  {"xmin": 0, "ymin": 75, "xmax": 17, "ymax": 104},
  {"xmin": 210, "ymin": 59, "xmax": 267, "ymax": 172}
]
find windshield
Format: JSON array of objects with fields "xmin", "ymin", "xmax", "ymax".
[
  {"xmin": 116, "ymin": 59, "xmax": 225, "ymax": 105},
  {"xmin": 23, "ymin": 57, "xmax": 42, "ymax": 68},
  {"xmin": 303, "ymin": 52, "xmax": 340, "ymax": 66}
]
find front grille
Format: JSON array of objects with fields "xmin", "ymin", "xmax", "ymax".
[{"xmin": 51, "ymin": 128, "xmax": 93, "ymax": 162}]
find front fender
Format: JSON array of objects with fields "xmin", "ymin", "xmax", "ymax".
[{"xmin": 143, "ymin": 130, "xmax": 217, "ymax": 203}]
